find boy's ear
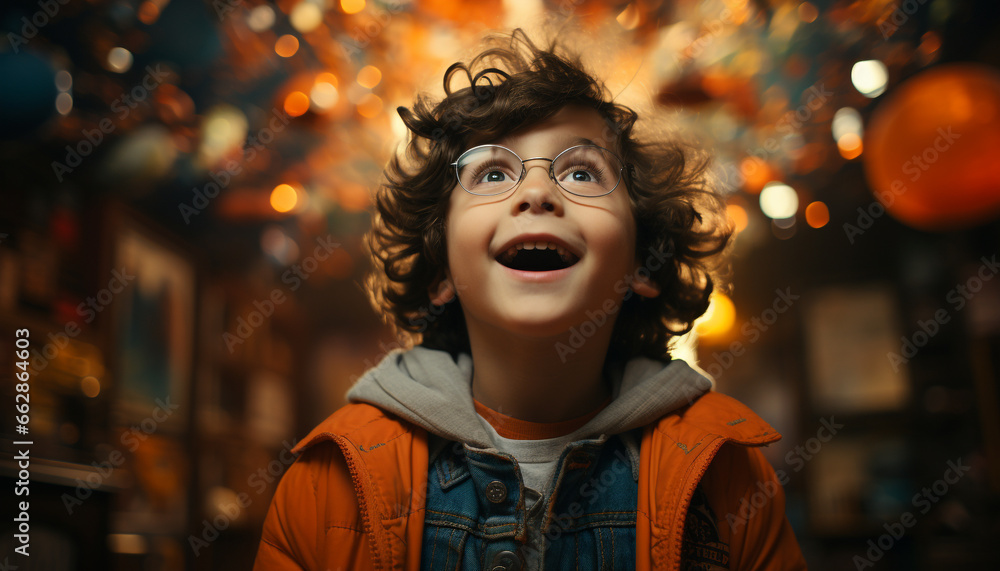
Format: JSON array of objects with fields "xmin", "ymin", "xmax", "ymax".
[
  {"xmin": 630, "ymin": 269, "xmax": 661, "ymax": 298},
  {"xmin": 429, "ymin": 277, "xmax": 456, "ymax": 306}
]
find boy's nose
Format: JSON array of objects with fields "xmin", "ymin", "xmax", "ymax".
[{"xmin": 512, "ymin": 163, "xmax": 562, "ymax": 214}]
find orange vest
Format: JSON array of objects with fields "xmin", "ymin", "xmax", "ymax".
[{"xmin": 254, "ymin": 391, "xmax": 808, "ymax": 570}]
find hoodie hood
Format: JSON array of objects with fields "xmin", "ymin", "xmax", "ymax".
[{"xmin": 346, "ymin": 346, "xmax": 714, "ymax": 449}]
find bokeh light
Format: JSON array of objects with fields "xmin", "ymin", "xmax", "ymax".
[
  {"xmin": 741, "ymin": 158, "xmax": 777, "ymax": 194},
  {"xmin": 261, "ymin": 225, "xmax": 300, "ymax": 265},
  {"xmin": 356, "ymin": 65, "xmax": 382, "ymax": 89},
  {"xmin": 727, "ymin": 203, "xmax": 749, "ymax": 233},
  {"xmin": 283, "ymin": 91, "xmax": 311, "ymax": 117},
  {"xmin": 310, "ymin": 81, "xmax": 339, "ymax": 111},
  {"xmin": 80, "ymin": 376, "xmax": 101, "ymax": 398},
  {"xmin": 55, "ymin": 70, "xmax": 72, "ymax": 91},
  {"xmin": 199, "ymin": 105, "xmax": 249, "ymax": 167},
  {"xmin": 771, "ymin": 219, "xmax": 797, "ymax": 239},
  {"xmin": 759, "ymin": 181, "xmax": 799, "ymax": 219},
  {"xmin": 291, "ymin": 2, "xmax": 324, "ymax": 33},
  {"xmin": 275, "ymin": 35, "xmax": 300, "ymax": 58},
  {"xmin": 270, "ymin": 184, "xmax": 299, "ymax": 213},
  {"xmin": 852, "ymin": 59, "xmax": 889, "ymax": 98},
  {"xmin": 697, "ymin": 292, "xmax": 736, "ymax": 339},
  {"xmin": 138, "ymin": 1, "xmax": 161, "ymax": 24},
  {"xmin": 106, "ymin": 47, "xmax": 133, "ymax": 73},
  {"xmin": 832, "ymin": 107, "xmax": 863, "ymax": 141},
  {"xmin": 357, "ymin": 93, "xmax": 382, "ymax": 117},
  {"xmin": 805, "ymin": 201, "xmax": 830, "ymax": 228},
  {"xmin": 837, "ymin": 133, "xmax": 863, "ymax": 159},
  {"xmin": 798, "ymin": 2, "xmax": 819, "ymax": 23},
  {"xmin": 340, "ymin": 0, "xmax": 365, "ymax": 14},
  {"xmin": 55, "ymin": 92, "xmax": 73, "ymax": 115},
  {"xmin": 247, "ymin": 5, "xmax": 276, "ymax": 31}
]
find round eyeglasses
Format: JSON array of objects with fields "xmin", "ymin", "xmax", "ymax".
[{"xmin": 450, "ymin": 144, "xmax": 627, "ymax": 197}]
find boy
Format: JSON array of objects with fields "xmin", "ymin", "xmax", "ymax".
[{"xmin": 254, "ymin": 30, "xmax": 807, "ymax": 570}]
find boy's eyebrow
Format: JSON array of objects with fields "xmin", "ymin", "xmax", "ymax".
[
  {"xmin": 491, "ymin": 136, "xmax": 604, "ymax": 152},
  {"xmin": 569, "ymin": 136, "xmax": 600, "ymax": 147}
]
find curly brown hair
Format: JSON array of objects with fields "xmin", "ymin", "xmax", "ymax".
[{"xmin": 365, "ymin": 29, "xmax": 731, "ymax": 362}]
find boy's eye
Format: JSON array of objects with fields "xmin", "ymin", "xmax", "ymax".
[
  {"xmin": 557, "ymin": 161, "xmax": 605, "ymax": 186},
  {"xmin": 483, "ymin": 170, "xmax": 509, "ymax": 183}
]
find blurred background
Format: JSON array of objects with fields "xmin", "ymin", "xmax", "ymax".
[{"xmin": 1, "ymin": 0, "xmax": 999, "ymax": 569}]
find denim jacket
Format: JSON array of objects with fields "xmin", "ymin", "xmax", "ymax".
[{"xmin": 422, "ymin": 434, "xmax": 639, "ymax": 570}]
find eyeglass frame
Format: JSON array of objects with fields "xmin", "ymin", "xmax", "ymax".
[{"xmin": 449, "ymin": 143, "xmax": 630, "ymax": 198}]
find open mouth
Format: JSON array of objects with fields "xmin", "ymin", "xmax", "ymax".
[{"xmin": 496, "ymin": 242, "xmax": 580, "ymax": 272}]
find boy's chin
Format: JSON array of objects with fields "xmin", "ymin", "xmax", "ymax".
[{"xmin": 492, "ymin": 310, "xmax": 611, "ymax": 341}]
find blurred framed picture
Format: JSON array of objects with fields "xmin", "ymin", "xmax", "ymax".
[
  {"xmin": 803, "ymin": 284, "xmax": 910, "ymax": 413},
  {"xmin": 110, "ymin": 210, "xmax": 196, "ymax": 429}
]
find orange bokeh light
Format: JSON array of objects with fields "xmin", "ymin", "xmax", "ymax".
[
  {"xmin": 837, "ymin": 133, "xmax": 863, "ymax": 159},
  {"xmin": 341, "ymin": 0, "xmax": 365, "ymax": 14},
  {"xmin": 727, "ymin": 203, "xmax": 749, "ymax": 233},
  {"xmin": 284, "ymin": 91, "xmax": 310, "ymax": 117},
  {"xmin": 138, "ymin": 1, "xmax": 161, "ymax": 24},
  {"xmin": 357, "ymin": 93, "xmax": 382, "ymax": 118},
  {"xmin": 275, "ymin": 35, "xmax": 299, "ymax": 58},
  {"xmin": 805, "ymin": 201, "xmax": 830, "ymax": 228},
  {"xmin": 316, "ymin": 72, "xmax": 339, "ymax": 88},
  {"xmin": 270, "ymin": 184, "xmax": 298, "ymax": 213},
  {"xmin": 697, "ymin": 292, "xmax": 736, "ymax": 340},
  {"xmin": 741, "ymin": 158, "xmax": 776, "ymax": 194},
  {"xmin": 798, "ymin": 2, "xmax": 819, "ymax": 23},
  {"xmin": 356, "ymin": 65, "xmax": 382, "ymax": 89}
]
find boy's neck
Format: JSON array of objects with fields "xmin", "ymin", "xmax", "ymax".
[{"xmin": 465, "ymin": 318, "xmax": 614, "ymax": 424}]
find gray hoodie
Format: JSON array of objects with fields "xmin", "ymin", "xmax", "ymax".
[{"xmin": 347, "ymin": 345, "xmax": 714, "ymax": 455}]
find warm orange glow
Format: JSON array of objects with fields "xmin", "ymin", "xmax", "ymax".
[
  {"xmin": 316, "ymin": 72, "xmax": 339, "ymax": 88},
  {"xmin": 837, "ymin": 133, "xmax": 863, "ymax": 159},
  {"xmin": 863, "ymin": 64, "xmax": 1000, "ymax": 230},
  {"xmin": 356, "ymin": 65, "xmax": 382, "ymax": 89},
  {"xmin": 697, "ymin": 292, "xmax": 736, "ymax": 339},
  {"xmin": 275, "ymin": 35, "xmax": 300, "ymax": 58},
  {"xmin": 740, "ymin": 158, "xmax": 775, "ymax": 194},
  {"xmin": 338, "ymin": 183, "xmax": 371, "ymax": 211},
  {"xmin": 727, "ymin": 204, "xmax": 748, "ymax": 233},
  {"xmin": 138, "ymin": 1, "xmax": 161, "ymax": 24},
  {"xmin": 797, "ymin": 2, "xmax": 818, "ymax": 23},
  {"xmin": 805, "ymin": 201, "xmax": 830, "ymax": 228},
  {"xmin": 357, "ymin": 93, "xmax": 382, "ymax": 117},
  {"xmin": 81, "ymin": 376, "xmax": 101, "ymax": 398},
  {"xmin": 284, "ymin": 91, "xmax": 310, "ymax": 117},
  {"xmin": 341, "ymin": 0, "xmax": 365, "ymax": 14},
  {"xmin": 270, "ymin": 184, "xmax": 298, "ymax": 213}
]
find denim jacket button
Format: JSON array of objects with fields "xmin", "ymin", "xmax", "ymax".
[
  {"xmin": 485, "ymin": 480, "xmax": 507, "ymax": 503},
  {"xmin": 489, "ymin": 550, "xmax": 522, "ymax": 571}
]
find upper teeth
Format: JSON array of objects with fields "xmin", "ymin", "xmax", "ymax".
[
  {"xmin": 502, "ymin": 241, "xmax": 576, "ymax": 263},
  {"xmin": 516, "ymin": 241, "xmax": 563, "ymax": 253}
]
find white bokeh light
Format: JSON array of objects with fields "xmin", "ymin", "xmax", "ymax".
[
  {"xmin": 759, "ymin": 182, "xmax": 799, "ymax": 219},
  {"xmin": 832, "ymin": 107, "xmax": 863, "ymax": 141},
  {"xmin": 851, "ymin": 60, "xmax": 888, "ymax": 98}
]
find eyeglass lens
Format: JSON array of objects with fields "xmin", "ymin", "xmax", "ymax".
[{"xmin": 456, "ymin": 145, "xmax": 622, "ymax": 196}]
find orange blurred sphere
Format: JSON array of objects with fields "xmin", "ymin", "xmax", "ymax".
[{"xmin": 863, "ymin": 63, "xmax": 1000, "ymax": 230}]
